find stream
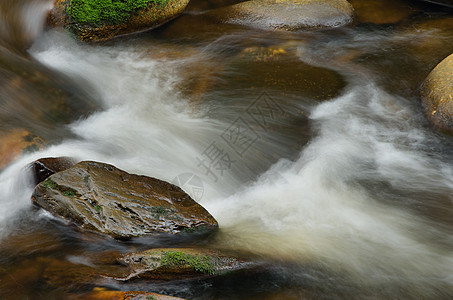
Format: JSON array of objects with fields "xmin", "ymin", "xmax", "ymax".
[{"xmin": 1, "ymin": 0, "xmax": 453, "ymax": 299}]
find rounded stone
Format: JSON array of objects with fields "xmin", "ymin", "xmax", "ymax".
[
  {"xmin": 31, "ymin": 161, "xmax": 218, "ymax": 239},
  {"xmin": 208, "ymin": 0, "xmax": 355, "ymax": 31},
  {"xmin": 421, "ymin": 53, "xmax": 453, "ymax": 133}
]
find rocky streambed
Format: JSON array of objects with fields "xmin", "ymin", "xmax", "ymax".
[{"xmin": 0, "ymin": 0, "xmax": 453, "ymax": 299}]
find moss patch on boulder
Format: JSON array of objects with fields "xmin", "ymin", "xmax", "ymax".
[{"xmin": 66, "ymin": 0, "xmax": 169, "ymax": 26}]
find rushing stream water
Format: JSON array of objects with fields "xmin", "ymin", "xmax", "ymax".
[{"xmin": 1, "ymin": 0, "xmax": 453, "ymax": 299}]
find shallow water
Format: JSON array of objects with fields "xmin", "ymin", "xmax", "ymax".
[{"xmin": 1, "ymin": 0, "xmax": 453, "ymax": 299}]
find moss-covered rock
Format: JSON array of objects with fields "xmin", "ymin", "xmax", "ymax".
[
  {"xmin": 119, "ymin": 248, "xmax": 258, "ymax": 280},
  {"xmin": 47, "ymin": 0, "xmax": 190, "ymax": 41},
  {"xmin": 208, "ymin": 0, "xmax": 355, "ymax": 31},
  {"xmin": 31, "ymin": 161, "xmax": 218, "ymax": 239},
  {"xmin": 421, "ymin": 53, "xmax": 453, "ymax": 133}
]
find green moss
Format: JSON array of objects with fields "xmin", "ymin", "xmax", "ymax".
[
  {"xmin": 42, "ymin": 178, "xmax": 58, "ymax": 189},
  {"xmin": 161, "ymin": 251, "xmax": 217, "ymax": 275},
  {"xmin": 83, "ymin": 175, "xmax": 90, "ymax": 183},
  {"xmin": 95, "ymin": 204, "xmax": 103, "ymax": 213},
  {"xmin": 67, "ymin": 0, "xmax": 169, "ymax": 26},
  {"xmin": 151, "ymin": 206, "xmax": 174, "ymax": 219},
  {"xmin": 63, "ymin": 190, "xmax": 75, "ymax": 197},
  {"xmin": 146, "ymin": 296, "xmax": 157, "ymax": 300}
]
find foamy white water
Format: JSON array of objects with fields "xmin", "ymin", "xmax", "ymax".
[{"xmin": 208, "ymin": 84, "xmax": 453, "ymax": 295}]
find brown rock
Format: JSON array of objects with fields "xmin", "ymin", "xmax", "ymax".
[
  {"xmin": 31, "ymin": 161, "xmax": 218, "ymax": 239},
  {"xmin": 0, "ymin": 128, "xmax": 46, "ymax": 169},
  {"xmin": 421, "ymin": 53, "xmax": 453, "ymax": 133},
  {"xmin": 47, "ymin": 0, "xmax": 191, "ymax": 42},
  {"xmin": 208, "ymin": 0, "xmax": 355, "ymax": 31},
  {"xmin": 30, "ymin": 156, "xmax": 76, "ymax": 186},
  {"xmin": 210, "ymin": 45, "xmax": 346, "ymax": 100},
  {"xmin": 186, "ymin": 0, "xmax": 244, "ymax": 12},
  {"xmin": 118, "ymin": 248, "xmax": 257, "ymax": 281},
  {"xmin": 349, "ymin": 0, "xmax": 415, "ymax": 24},
  {"xmin": 73, "ymin": 288, "xmax": 187, "ymax": 300}
]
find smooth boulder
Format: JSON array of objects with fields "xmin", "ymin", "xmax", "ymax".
[
  {"xmin": 31, "ymin": 161, "xmax": 218, "ymax": 238},
  {"xmin": 421, "ymin": 53, "xmax": 453, "ymax": 133},
  {"xmin": 209, "ymin": 0, "xmax": 355, "ymax": 30},
  {"xmin": 47, "ymin": 0, "xmax": 190, "ymax": 41}
]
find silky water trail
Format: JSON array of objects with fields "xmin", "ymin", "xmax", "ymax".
[{"xmin": 1, "ymin": 7, "xmax": 453, "ymax": 300}]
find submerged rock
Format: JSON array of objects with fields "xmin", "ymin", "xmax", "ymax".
[
  {"xmin": 210, "ymin": 45, "xmax": 346, "ymax": 100},
  {"xmin": 0, "ymin": 128, "xmax": 46, "ymax": 170},
  {"xmin": 47, "ymin": 0, "xmax": 190, "ymax": 42},
  {"xmin": 75, "ymin": 288, "xmax": 187, "ymax": 300},
  {"xmin": 209, "ymin": 0, "xmax": 355, "ymax": 30},
  {"xmin": 349, "ymin": 0, "xmax": 416, "ymax": 24},
  {"xmin": 31, "ymin": 161, "xmax": 218, "ymax": 239},
  {"xmin": 119, "ymin": 248, "xmax": 257, "ymax": 281},
  {"xmin": 421, "ymin": 53, "xmax": 453, "ymax": 133}
]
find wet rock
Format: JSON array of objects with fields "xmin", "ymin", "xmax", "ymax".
[
  {"xmin": 421, "ymin": 53, "xmax": 453, "ymax": 133},
  {"xmin": 30, "ymin": 156, "xmax": 76, "ymax": 186},
  {"xmin": 118, "ymin": 248, "xmax": 257, "ymax": 281},
  {"xmin": 47, "ymin": 0, "xmax": 190, "ymax": 42},
  {"xmin": 186, "ymin": 0, "xmax": 244, "ymax": 12},
  {"xmin": 208, "ymin": 0, "xmax": 355, "ymax": 31},
  {"xmin": 349, "ymin": 0, "xmax": 415, "ymax": 24},
  {"xmin": 0, "ymin": 128, "xmax": 46, "ymax": 169},
  {"xmin": 210, "ymin": 45, "xmax": 346, "ymax": 100},
  {"xmin": 73, "ymin": 288, "xmax": 187, "ymax": 300},
  {"xmin": 31, "ymin": 161, "xmax": 218, "ymax": 239},
  {"xmin": 0, "ymin": 251, "xmax": 125, "ymax": 297}
]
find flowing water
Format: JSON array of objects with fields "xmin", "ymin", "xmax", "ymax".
[{"xmin": 1, "ymin": 0, "xmax": 453, "ymax": 299}]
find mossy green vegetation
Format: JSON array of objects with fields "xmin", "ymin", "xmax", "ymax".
[
  {"xmin": 161, "ymin": 251, "xmax": 217, "ymax": 275},
  {"xmin": 67, "ymin": 0, "xmax": 169, "ymax": 26},
  {"xmin": 43, "ymin": 178, "xmax": 58, "ymax": 189},
  {"xmin": 94, "ymin": 204, "xmax": 102, "ymax": 213},
  {"xmin": 83, "ymin": 175, "xmax": 90, "ymax": 183},
  {"xmin": 63, "ymin": 190, "xmax": 75, "ymax": 197},
  {"xmin": 151, "ymin": 206, "xmax": 173, "ymax": 219}
]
